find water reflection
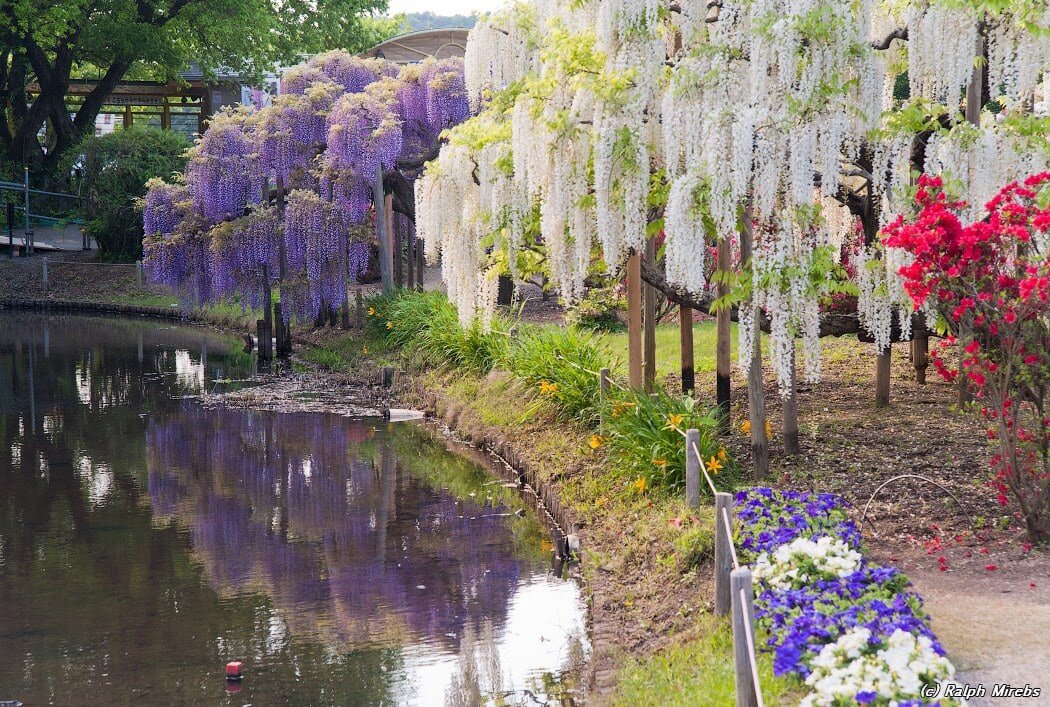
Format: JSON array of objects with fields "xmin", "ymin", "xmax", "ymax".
[{"xmin": 0, "ymin": 313, "xmax": 586, "ymax": 705}]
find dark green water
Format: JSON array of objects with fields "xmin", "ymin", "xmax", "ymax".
[{"xmin": 0, "ymin": 313, "xmax": 586, "ymax": 706}]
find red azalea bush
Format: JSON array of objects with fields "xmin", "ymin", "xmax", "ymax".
[{"xmin": 883, "ymin": 172, "xmax": 1050, "ymax": 543}]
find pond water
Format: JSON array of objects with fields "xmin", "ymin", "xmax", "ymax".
[{"xmin": 0, "ymin": 313, "xmax": 587, "ymax": 705}]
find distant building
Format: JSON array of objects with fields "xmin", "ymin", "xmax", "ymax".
[{"xmin": 363, "ymin": 28, "xmax": 470, "ymax": 64}]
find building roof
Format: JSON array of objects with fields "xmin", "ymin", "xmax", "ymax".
[{"xmin": 364, "ymin": 28, "xmax": 470, "ymax": 64}]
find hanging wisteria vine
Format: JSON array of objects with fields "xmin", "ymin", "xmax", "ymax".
[
  {"xmin": 143, "ymin": 51, "xmax": 469, "ymax": 322},
  {"xmin": 417, "ymin": 0, "xmax": 1049, "ymax": 394}
]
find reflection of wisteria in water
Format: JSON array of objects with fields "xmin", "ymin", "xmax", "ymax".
[{"xmin": 146, "ymin": 405, "xmax": 529, "ymax": 652}]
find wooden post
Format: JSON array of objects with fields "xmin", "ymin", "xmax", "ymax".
[
  {"xmin": 416, "ymin": 243, "xmax": 425, "ymax": 292},
  {"xmin": 914, "ymin": 316, "xmax": 929, "ymax": 384},
  {"xmin": 716, "ymin": 237, "xmax": 731, "ymax": 431},
  {"xmin": 956, "ymin": 31, "xmax": 984, "ymax": 406},
  {"xmin": 643, "ymin": 238, "xmax": 657, "ymax": 392},
  {"xmin": 135, "ymin": 260, "xmax": 143, "ymax": 287},
  {"xmin": 680, "ymin": 305, "xmax": 695, "ymax": 396},
  {"xmin": 714, "ymin": 491, "xmax": 733, "ymax": 617},
  {"xmin": 627, "ymin": 252, "xmax": 644, "ymax": 390},
  {"xmin": 391, "ymin": 209, "xmax": 403, "ymax": 288},
  {"xmin": 875, "ymin": 345, "xmax": 891, "ymax": 407},
  {"xmin": 599, "ymin": 367, "xmax": 611, "ymax": 394},
  {"xmin": 685, "ymin": 428, "xmax": 701, "ymax": 509},
  {"xmin": 356, "ymin": 290, "xmax": 365, "ymax": 329},
  {"xmin": 783, "ymin": 343, "xmax": 800, "ymax": 455},
  {"xmin": 340, "ymin": 300, "xmax": 350, "ymax": 330},
  {"xmin": 275, "ymin": 175, "xmax": 292, "ymax": 357},
  {"xmin": 260, "ymin": 264, "xmax": 273, "ymax": 362},
  {"xmin": 373, "ymin": 175, "xmax": 392, "ymax": 292},
  {"xmin": 406, "ymin": 222, "xmax": 416, "ymax": 290},
  {"xmin": 41, "ymin": 257, "xmax": 48, "ymax": 292},
  {"xmin": 731, "ymin": 567, "xmax": 759, "ymax": 707},
  {"xmin": 740, "ymin": 212, "xmax": 769, "ymax": 478}
]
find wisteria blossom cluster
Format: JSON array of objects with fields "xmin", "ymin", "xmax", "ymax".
[
  {"xmin": 736, "ymin": 488, "xmax": 960, "ymax": 705},
  {"xmin": 883, "ymin": 173, "xmax": 1050, "ymax": 542},
  {"xmin": 144, "ymin": 51, "xmax": 468, "ymax": 320},
  {"xmin": 418, "ymin": 0, "xmax": 1049, "ymax": 397}
]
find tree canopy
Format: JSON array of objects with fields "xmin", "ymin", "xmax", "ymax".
[{"xmin": 0, "ymin": 0, "xmax": 392, "ymax": 171}]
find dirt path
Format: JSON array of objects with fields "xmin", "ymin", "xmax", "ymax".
[{"xmin": 899, "ymin": 564, "xmax": 1050, "ymax": 705}]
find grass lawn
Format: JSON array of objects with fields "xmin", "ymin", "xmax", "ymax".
[{"xmin": 600, "ymin": 320, "xmax": 761, "ymax": 383}]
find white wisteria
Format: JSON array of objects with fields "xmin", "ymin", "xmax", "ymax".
[{"xmin": 418, "ymin": 0, "xmax": 1050, "ymax": 390}]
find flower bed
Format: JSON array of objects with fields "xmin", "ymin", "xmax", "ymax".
[{"xmin": 736, "ymin": 488, "xmax": 963, "ymax": 706}]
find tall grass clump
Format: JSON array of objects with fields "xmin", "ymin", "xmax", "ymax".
[
  {"xmin": 367, "ymin": 290, "xmax": 508, "ymax": 373},
  {"xmin": 600, "ymin": 390, "xmax": 730, "ymax": 494},
  {"xmin": 502, "ymin": 325, "xmax": 607, "ymax": 426}
]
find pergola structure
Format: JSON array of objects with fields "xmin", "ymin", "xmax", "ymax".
[
  {"xmin": 363, "ymin": 28, "xmax": 469, "ymax": 64},
  {"xmin": 28, "ymin": 71, "xmax": 248, "ymax": 141}
]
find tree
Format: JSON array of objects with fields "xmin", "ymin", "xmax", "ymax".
[
  {"xmin": 0, "ymin": 0, "xmax": 389, "ymax": 172},
  {"xmin": 885, "ymin": 172, "xmax": 1050, "ymax": 542},
  {"xmin": 81, "ymin": 125, "xmax": 189, "ymax": 261},
  {"xmin": 143, "ymin": 51, "xmax": 468, "ymax": 334}
]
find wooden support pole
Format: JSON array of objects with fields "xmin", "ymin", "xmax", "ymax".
[
  {"xmin": 340, "ymin": 300, "xmax": 350, "ymax": 330},
  {"xmin": 643, "ymin": 238, "xmax": 657, "ymax": 392},
  {"xmin": 685, "ymin": 428, "xmax": 701, "ymax": 510},
  {"xmin": 956, "ymin": 31, "xmax": 984, "ymax": 406},
  {"xmin": 599, "ymin": 367, "xmax": 611, "ymax": 394},
  {"xmin": 875, "ymin": 346, "xmax": 891, "ymax": 407},
  {"xmin": 356, "ymin": 290, "xmax": 365, "ymax": 329},
  {"xmin": 731, "ymin": 567, "xmax": 759, "ymax": 707},
  {"xmin": 914, "ymin": 317, "xmax": 929, "ymax": 384},
  {"xmin": 406, "ymin": 222, "xmax": 416, "ymax": 290},
  {"xmin": 627, "ymin": 251, "xmax": 644, "ymax": 390},
  {"xmin": 740, "ymin": 212, "xmax": 769, "ymax": 479},
  {"xmin": 416, "ymin": 244, "xmax": 425, "ymax": 292},
  {"xmin": 783, "ymin": 343, "xmax": 801, "ymax": 455},
  {"xmin": 42, "ymin": 257, "xmax": 48, "ymax": 292},
  {"xmin": 384, "ymin": 195, "xmax": 397, "ymax": 290},
  {"xmin": 373, "ymin": 175, "xmax": 392, "ymax": 292},
  {"xmin": 259, "ymin": 264, "xmax": 273, "ymax": 362},
  {"xmin": 680, "ymin": 306, "xmax": 695, "ymax": 396},
  {"xmin": 714, "ymin": 491, "xmax": 733, "ymax": 617},
  {"xmin": 716, "ymin": 237, "xmax": 731, "ymax": 431},
  {"xmin": 392, "ymin": 210, "xmax": 403, "ymax": 288}
]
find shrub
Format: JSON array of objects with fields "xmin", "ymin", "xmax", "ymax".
[
  {"xmin": 600, "ymin": 390, "xmax": 727, "ymax": 493},
  {"xmin": 81, "ymin": 127, "xmax": 189, "ymax": 261},
  {"xmin": 883, "ymin": 172, "xmax": 1050, "ymax": 542},
  {"xmin": 367, "ymin": 290, "xmax": 509, "ymax": 373},
  {"xmin": 502, "ymin": 325, "xmax": 607, "ymax": 425}
]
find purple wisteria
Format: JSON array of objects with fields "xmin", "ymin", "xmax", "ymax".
[{"xmin": 143, "ymin": 51, "xmax": 469, "ymax": 322}]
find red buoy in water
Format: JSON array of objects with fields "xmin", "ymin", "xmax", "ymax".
[{"xmin": 225, "ymin": 661, "xmax": 243, "ymax": 681}]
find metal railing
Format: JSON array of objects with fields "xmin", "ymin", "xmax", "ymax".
[
  {"xmin": 571, "ymin": 360, "xmax": 766, "ymax": 706},
  {"xmin": 1, "ymin": 167, "xmax": 86, "ymax": 256}
]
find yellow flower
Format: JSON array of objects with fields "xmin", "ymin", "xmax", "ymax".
[
  {"xmin": 595, "ymin": 496, "xmax": 608, "ymax": 508},
  {"xmin": 652, "ymin": 458, "xmax": 667, "ymax": 468},
  {"xmin": 367, "ymin": 307, "xmax": 376, "ymax": 316},
  {"xmin": 362, "ymin": 345, "xmax": 369, "ymax": 354},
  {"xmin": 717, "ymin": 448, "xmax": 728, "ymax": 461},
  {"xmin": 740, "ymin": 419, "xmax": 752, "ymax": 434},
  {"xmin": 539, "ymin": 380, "xmax": 559, "ymax": 395},
  {"xmin": 634, "ymin": 477, "xmax": 648, "ymax": 493},
  {"xmin": 588, "ymin": 434, "xmax": 604, "ymax": 450},
  {"xmin": 663, "ymin": 413, "xmax": 686, "ymax": 431},
  {"xmin": 707, "ymin": 456, "xmax": 724, "ymax": 474},
  {"xmin": 765, "ymin": 420, "xmax": 773, "ymax": 437}
]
